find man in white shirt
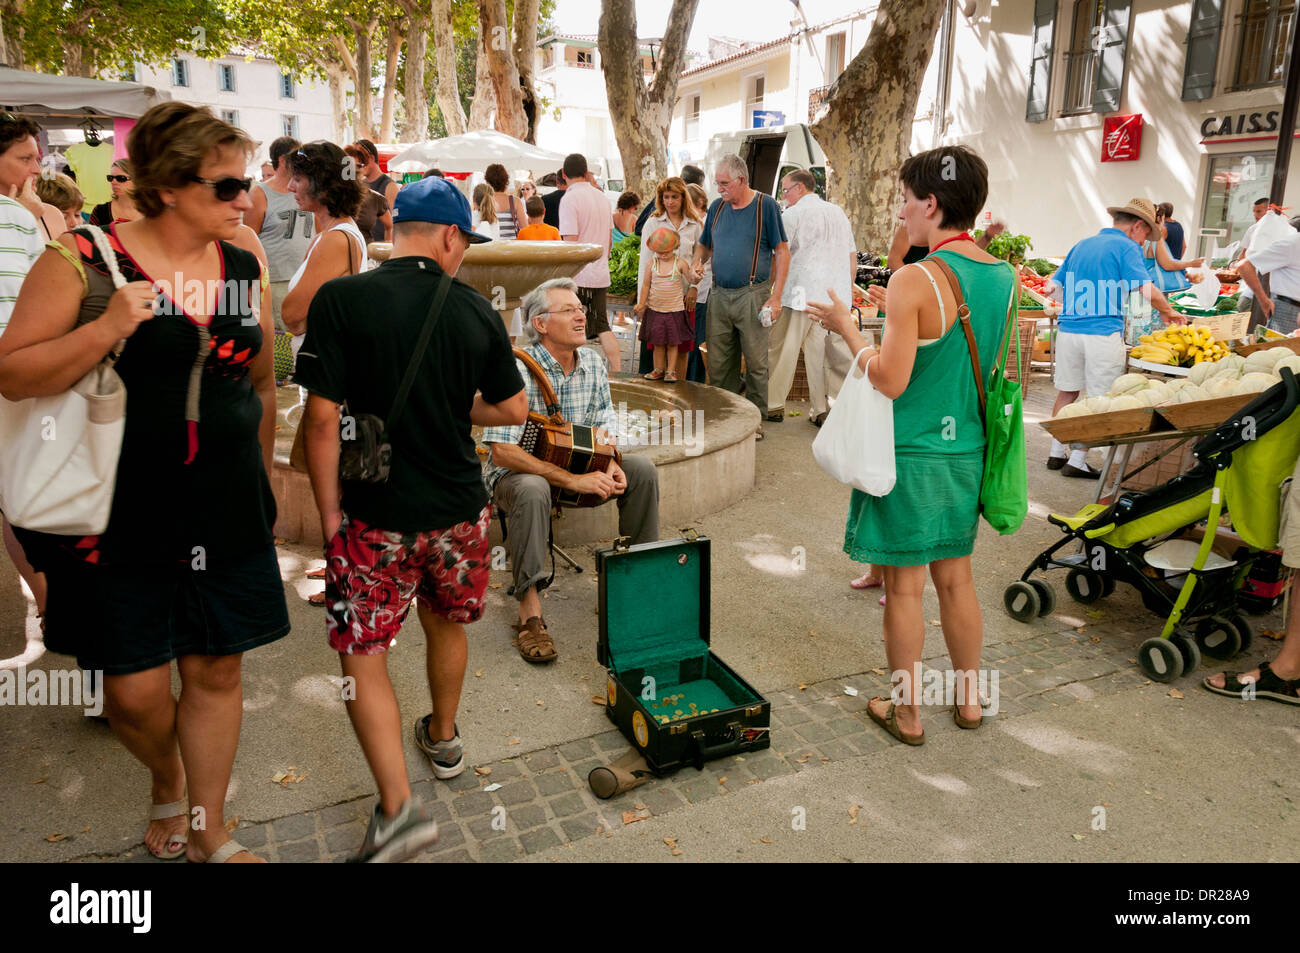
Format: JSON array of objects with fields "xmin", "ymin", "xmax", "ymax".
[
  {"xmin": 558, "ymin": 153, "xmax": 619, "ymax": 371},
  {"xmin": 1239, "ymin": 225, "xmax": 1300, "ymax": 334},
  {"xmin": 767, "ymin": 170, "xmax": 856, "ymax": 425}
]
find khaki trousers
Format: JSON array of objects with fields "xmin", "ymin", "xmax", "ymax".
[
  {"xmin": 767, "ymin": 306, "xmax": 854, "ymax": 416},
  {"xmin": 706, "ymin": 282, "xmax": 770, "ymax": 413}
]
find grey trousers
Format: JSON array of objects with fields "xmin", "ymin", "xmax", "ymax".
[
  {"xmin": 493, "ymin": 453, "xmax": 659, "ymax": 599},
  {"xmin": 707, "ymin": 282, "xmax": 771, "ymax": 413}
]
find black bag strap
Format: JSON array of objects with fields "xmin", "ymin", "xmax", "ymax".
[
  {"xmin": 386, "ymin": 270, "xmax": 453, "ymax": 434},
  {"xmin": 749, "ymin": 194, "xmax": 764, "ymax": 285}
]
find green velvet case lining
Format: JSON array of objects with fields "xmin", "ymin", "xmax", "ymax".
[{"xmin": 602, "ymin": 542, "xmax": 709, "ymax": 673}]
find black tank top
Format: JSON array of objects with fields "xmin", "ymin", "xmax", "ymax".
[{"xmin": 903, "ymin": 244, "xmax": 928, "ymax": 265}]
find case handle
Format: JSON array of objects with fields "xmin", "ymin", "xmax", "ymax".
[{"xmin": 688, "ymin": 726, "xmax": 767, "ymax": 770}]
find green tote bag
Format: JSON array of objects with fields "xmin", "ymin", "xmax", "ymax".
[{"xmin": 934, "ymin": 258, "xmax": 1029, "ymax": 535}]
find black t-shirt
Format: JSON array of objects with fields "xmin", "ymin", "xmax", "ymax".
[
  {"xmin": 368, "ymin": 173, "xmax": 394, "ymax": 242},
  {"xmin": 634, "ymin": 202, "xmax": 654, "ymax": 237},
  {"xmin": 294, "ymin": 256, "xmax": 525, "ymax": 531},
  {"xmin": 542, "ymin": 187, "xmax": 565, "ymax": 230}
]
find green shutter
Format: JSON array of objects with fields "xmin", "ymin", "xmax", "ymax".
[
  {"xmin": 1092, "ymin": 0, "xmax": 1132, "ymax": 114},
  {"xmin": 1026, "ymin": 0, "xmax": 1057, "ymax": 122},
  {"xmin": 1182, "ymin": 0, "xmax": 1224, "ymax": 101}
]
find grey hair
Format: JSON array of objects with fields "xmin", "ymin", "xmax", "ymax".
[
  {"xmin": 519, "ymin": 277, "xmax": 579, "ymax": 345},
  {"xmin": 715, "ymin": 154, "xmax": 748, "ymax": 183}
]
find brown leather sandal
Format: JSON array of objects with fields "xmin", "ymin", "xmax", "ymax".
[
  {"xmin": 511, "ymin": 616, "xmax": 557, "ymax": 663},
  {"xmin": 953, "ymin": 704, "xmax": 982, "ymax": 729},
  {"xmin": 866, "ymin": 696, "xmax": 924, "ymax": 746}
]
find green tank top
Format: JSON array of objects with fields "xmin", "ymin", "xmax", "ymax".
[{"xmin": 890, "ymin": 251, "xmax": 1017, "ymax": 455}]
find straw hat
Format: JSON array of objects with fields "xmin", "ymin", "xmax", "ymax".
[{"xmin": 1105, "ymin": 197, "xmax": 1158, "ymax": 231}]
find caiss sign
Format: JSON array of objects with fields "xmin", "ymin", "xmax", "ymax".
[
  {"xmin": 1101, "ymin": 114, "xmax": 1142, "ymax": 162},
  {"xmin": 1200, "ymin": 109, "xmax": 1283, "ymax": 141}
]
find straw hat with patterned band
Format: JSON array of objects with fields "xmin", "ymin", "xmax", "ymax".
[{"xmin": 1105, "ymin": 197, "xmax": 1159, "ymax": 232}]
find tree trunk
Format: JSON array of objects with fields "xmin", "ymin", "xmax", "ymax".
[
  {"xmin": 327, "ymin": 63, "xmax": 351, "ymax": 145},
  {"xmin": 811, "ymin": 0, "xmax": 946, "ymax": 254},
  {"xmin": 399, "ymin": 1, "xmax": 431, "ymax": 142},
  {"xmin": 380, "ymin": 16, "xmax": 403, "ymax": 142},
  {"xmin": 467, "ymin": 30, "xmax": 495, "ymax": 131},
  {"xmin": 349, "ymin": 15, "xmax": 379, "ymax": 139},
  {"xmin": 478, "ymin": 0, "xmax": 526, "ymax": 140},
  {"xmin": 511, "ymin": 0, "xmax": 540, "ymax": 143},
  {"xmin": 598, "ymin": 0, "xmax": 699, "ymax": 199},
  {"xmin": 431, "ymin": 0, "xmax": 467, "ymax": 136}
]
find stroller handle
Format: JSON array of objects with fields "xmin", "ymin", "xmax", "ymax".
[{"xmin": 1194, "ymin": 365, "xmax": 1300, "ymax": 463}]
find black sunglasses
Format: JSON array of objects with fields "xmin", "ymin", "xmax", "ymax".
[
  {"xmin": 106, "ymin": 174, "xmax": 130, "ymax": 183},
  {"xmin": 190, "ymin": 175, "xmax": 253, "ymax": 201}
]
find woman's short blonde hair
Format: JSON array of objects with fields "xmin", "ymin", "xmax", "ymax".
[
  {"xmin": 35, "ymin": 172, "xmax": 84, "ymax": 213},
  {"xmin": 127, "ymin": 102, "xmax": 252, "ymax": 218}
]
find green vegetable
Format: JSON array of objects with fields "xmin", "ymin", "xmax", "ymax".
[
  {"xmin": 1210, "ymin": 257, "xmax": 1229, "ymax": 268},
  {"xmin": 985, "ymin": 232, "xmax": 1033, "ymax": 264},
  {"xmin": 607, "ymin": 234, "xmax": 641, "ymax": 297},
  {"xmin": 1018, "ymin": 291, "xmax": 1043, "ymax": 308},
  {"xmin": 1026, "ymin": 258, "xmax": 1056, "ymax": 276}
]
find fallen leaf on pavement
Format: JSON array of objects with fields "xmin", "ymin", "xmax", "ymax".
[
  {"xmin": 1090, "ymin": 636, "xmax": 1101, "ymax": 644},
  {"xmin": 809, "ymin": 630, "xmax": 817, "ymax": 638},
  {"xmin": 718, "ymin": 776, "xmax": 728, "ymax": 784},
  {"xmin": 507, "ymin": 737, "xmax": 521, "ymax": 745},
  {"xmin": 488, "ymin": 583, "xmax": 503, "ymax": 589},
  {"xmin": 1071, "ymin": 834, "xmax": 1084, "ymax": 841},
  {"xmin": 796, "ymin": 754, "xmax": 811, "ymax": 763},
  {"xmin": 536, "ymin": 700, "xmax": 544, "ymax": 706},
  {"xmin": 671, "ymin": 848, "xmax": 682, "ymax": 856},
  {"xmin": 663, "ymin": 837, "xmax": 677, "ymax": 848},
  {"xmin": 474, "ymin": 766, "xmax": 492, "ymax": 776},
  {"xmin": 1168, "ymin": 688, "xmax": 1184, "ymax": 699},
  {"xmin": 474, "ymin": 669, "xmax": 484, "ymax": 678},
  {"xmin": 848, "ymin": 804, "xmax": 860, "ymax": 825},
  {"xmin": 80, "ymin": 826, "xmax": 92, "ymax": 834},
  {"xmin": 622, "ymin": 809, "xmax": 650, "ymax": 825},
  {"xmin": 759, "ymin": 837, "xmax": 772, "ymax": 844},
  {"xmin": 797, "ymin": 683, "xmax": 807, "ymax": 691},
  {"xmin": 1075, "ymin": 627, "xmax": 1086, "ymax": 634},
  {"xmin": 634, "ymin": 803, "xmax": 646, "ymax": 810},
  {"xmin": 29, "ymin": 776, "xmax": 46, "ymax": 785},
  {"xmin": 1261, "ymin": 628, "xmax": 1284, "ymax": 640},
  {"xmin": 224, "ymin": 817, "xmax": 239, "ymax": 833},
  {"xmin": 45, "ymin": 833, "xmax": 68, "ymax": 843},
  {"xmin": 590, "ymin": 695, "xmax": 605, "ymax": 705},
  {"xmin": 1128, "ymin": 658, "xmax": 1138, "ymax": 664},
  {"xmin": 871, "ymin": 668, "xmax": 886, "ymax": 676},
  {"xmin": 930, "ymin": 619, "xmax": 941, "ymax": 627}
]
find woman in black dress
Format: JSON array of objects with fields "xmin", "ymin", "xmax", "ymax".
[
  {"xmin": 0, "ymin": 103, "xmax": 287, "ymax": 863},
  {"xmin": 88, "ymin": 157, "xmax": 140, "ymax": 227}
]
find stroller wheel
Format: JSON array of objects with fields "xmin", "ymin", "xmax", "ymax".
[
  {"xmin": 1226, "ymin": 613, "xmax": 1254, "ymax": 655},
  {"xmin": 1027, "ymin": 579, "xmax": 1056, "ymax": 616},
  {"xmin": 1137, "ymin": 637, "xmax": 1184, "ymax": 682},
  {"xmin": 1171, "ymin": 631, "xmax": 1202, "ymax": 675},
  {"xmin": 1065, "ymin": 568, "xmax": 1104, "ymax": 604},
  {"xmin": 1004, "ymin": 581, "xmax": 1041, "ymax": 623},
  {"xmin": 1195, "ymin": 617, "xmax": 1243, "ymax": 660},
  {"xmin": 1100, "ymin": 575, "xmax": 1116, "ymax": 598}
]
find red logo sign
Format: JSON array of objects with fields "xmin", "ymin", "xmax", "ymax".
[{"xmin": 1101, "ymin": 114, "xmax": 1143, "ymax": 162}]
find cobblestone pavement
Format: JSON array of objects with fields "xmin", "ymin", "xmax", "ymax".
[{"xmin": 73, "ymin": 613, "xmax": 1205, "ymax": 863}]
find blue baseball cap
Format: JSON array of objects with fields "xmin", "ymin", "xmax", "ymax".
[{"xmin": 392, "ymin": 176, "xmax": 490, "ymax": 243}]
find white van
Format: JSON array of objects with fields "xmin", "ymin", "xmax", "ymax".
[{"xmin": 703, "ymin": 123, "xmax": 826, "ymax": 202}]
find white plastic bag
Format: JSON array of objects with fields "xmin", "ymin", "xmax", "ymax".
[
  {"xmin": 1247, "ymin": 210, "xmax": 1295, "ymax": 257},
  {"xmin": 811, "ymin": 347, "xmax": 896, "ymax": 496},
  {"xmin": 1190, "ymin": 269, "xmax": 1221, "ymax": 310}
]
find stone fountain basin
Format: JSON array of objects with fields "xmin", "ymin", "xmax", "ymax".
[
  {"xmin": 269, "ymin": 375, "xmax": 759, "ymax": 547},
  {"xmin": 368, "ymin": 241, "xmax": 603, "ymax": 308}
]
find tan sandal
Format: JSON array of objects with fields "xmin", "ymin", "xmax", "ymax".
[
  {"xmin": 953, "ymin": 704, "xmax": 982, "ymax": 729},
  {"xmin": 866, "ymin": 696, "xmax": 924, "ymax": 746},
  {"xmin": 148, "ymin": 798, "xmax": 189, "ymax": 860},
  {"xmin": 510, "ymin": 616, "xmax": 557, "ymax": 663},
  {"xmin": 192, "ymin": 838, "xmax": 257, "ymax": 863}
]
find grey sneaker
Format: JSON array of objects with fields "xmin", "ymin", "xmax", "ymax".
[
  {"xmin": 351, "ymin": 795, "xmax": 438, "ymax": 863},
  {"xmin": 414, "ymin": 715, "xmax": 465, "ymax": 779}
]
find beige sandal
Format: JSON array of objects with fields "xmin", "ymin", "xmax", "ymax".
[
  {"xmin": 148, "ymin": 798, "xmax": 189, "ymax": 860},
  {"xmin": 510, "ymin": 616, "xmax": 557, "ymax": 663},
  {"xmin": 196, "ymin": 838, "xmax": 255, "ymax": 863},
  {"xmin": 866, "ymin": 696, "xmax": 924, "ymax": 746}
]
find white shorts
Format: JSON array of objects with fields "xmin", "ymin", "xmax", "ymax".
[{"xmin": 1054, "ymin": 331, "xmax": 1126, "ymax": 397}]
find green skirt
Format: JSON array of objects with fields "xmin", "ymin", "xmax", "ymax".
[{"xmin": 843, "ymin": 451, "xmax": 984, "ymax": 566}]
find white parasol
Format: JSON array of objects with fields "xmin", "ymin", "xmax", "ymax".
[{"xmin": 387, "ymin": 130, "xmax": 566, "ymax": 174}]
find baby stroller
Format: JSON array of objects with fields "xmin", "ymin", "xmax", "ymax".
[{"xmin": 1004, "ymin": 367, "xmax": 1300, "ymax": 682}]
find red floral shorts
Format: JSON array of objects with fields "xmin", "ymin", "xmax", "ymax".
[{"xmin": 324, "ymin": 507, "xmax": 492, "ymax": 655}]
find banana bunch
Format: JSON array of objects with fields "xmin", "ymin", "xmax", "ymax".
[{"xmin": 1131, "ymin": 325, "xmax": 1230, "ymax": 366}]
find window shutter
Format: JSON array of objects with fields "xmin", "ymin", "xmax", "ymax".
[
  {"xmin": 1026, "ymin": 0, "xmax": 1057, "ymax": 122},
  {"xmin": 1181, "ymin": 0, "xmax": 1224, "ymax": 101},
  {"xmin": 1092, "ymin": 0, "xmax": 1133, "ymax": 114}
]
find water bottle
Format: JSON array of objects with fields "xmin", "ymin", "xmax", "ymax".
[{"xmin": 759, "ymin": 305, "xmax": 774, "ymax": 328}]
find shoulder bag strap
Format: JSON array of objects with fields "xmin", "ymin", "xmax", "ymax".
[
  {"xmin": 512, "ymin": 346, "xmax": 564, "ymax": 420},
  {"xmin": 386, "ymin": 270, "xmax": 452, "ymax": 434},
  {"xmin": 995, "ymin": 263, "xmax": 1021, "ymax": 378},
  {"xmin": 928, "ymin": 255, "xmax": 986, "ymax": 423},
  {"xmin": 81, "ymin": 224, "xmax": 128, "ymax": 361},
  {"xmin": 749, "ymin": 194, "xmax": 764, "ymax": 285}
]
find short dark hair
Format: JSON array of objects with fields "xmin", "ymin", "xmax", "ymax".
[
  {"xmin": 484, "ymin": 163, "xmax": 510, "ymax": 192},
  {"xmin": 539, "ymin": 172, "xmax": 557, "ymax": 187},
  {"xmin": 355, "ymin": 138, "xmax": 380, "ymax": 162},
  {"xmin": 525, "ymin": 195, "xmax": 545, "ymax": 218},
  {"xmin": 287, "ymin": 140, "xmax": 367, "ymax": 219},
  {"xmin": 1156, "ymin": 201, "xmax": 1173, "ymax": 219},
  {"xmin": 269, "ymin": 136, "xmax": 299, "ymax": 170},
  {"xmin": 1255, "ymin": 197, "xmax": 1270, "ymax": 206},
  {"xmin": 562, "ymin": 153, "xmax": 587, "ymax": 180},
  {"xmin": 1112, "ymin": 212, "xmax": 1143, "ymax": 228},
  {"xmin": 0, "ymin": 112, "xmax": 42, "ymax": 155},
  {"xmin": 785, "ymin": 169, "xmax": 817, "ymax": 192},
  {"xmin": 616, "ymin": 190, "xmax": 640, "ymax": 211},
  {"xmin": 681, "ymin": 164, "xmax": 704, "ymax": 186},
  {"xmin": 128, "ymin": 102, "xmax": 252, "ymax": 218},
  {"xmin": 423, "ymin": 168, "xmax": 445, "ymax": 178},
  {"xmin": 898, "ymin": 145, "xmax": 988, "ymax": 231}
]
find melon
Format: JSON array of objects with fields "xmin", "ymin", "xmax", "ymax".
[
  {"xmin": 1210, "ymin": 364, "xmax": 1242, "ymax": 381},
  {"xmin": 1176, "ymin": 384, "xmax": 1210, "ymax": 403},
  {"xmin": 1108, "ymin": 394, "xmax": 1145, "ymax": 412},
  {"xmin": 1109, "ymin": 373, "xmax": 1151, "ymax": 395},
  {"xmin": 1204, "ymin": 378, "xmax": 1239, "ymax": 399},
  {"xmin": 1163, "ymin": 378, "xmax": 1191, "ymax": 391},
  {"xmin": 1083, "ymin": 396, "xmax": 1112, "ymax": 414},
  {"xmin": 1216, "ymin": 354, "xmax": 1246, "ymax": 374},
  {"xmin": 1187, "ymin": 362, "xmax": 1219, "ymax": 387},
  {"xmin": 1274, "ymin": 353, "xmax": 1300, "ymax": 378},
  {"xmin": 1243, "ymin": 348, "xmax": 1284, "ymax": 373},
  {"xmin": 1056, "ymin": 402, "xmax": 1089, "ymax": 419},
  {"xmin": 1235, "ymin": 372, "xmax": 1276, "ymax": 394}
]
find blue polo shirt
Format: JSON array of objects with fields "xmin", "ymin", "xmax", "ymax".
[{"xmin": 1053, "ymin": 228, "xmax": 1152, "ymax": 336}]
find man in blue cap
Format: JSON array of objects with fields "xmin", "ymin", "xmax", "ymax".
[{"xmin": 296, "ymin": 175, "xmax": 528, "ymax": 862}]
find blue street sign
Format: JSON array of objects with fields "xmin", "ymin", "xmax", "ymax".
[{"xmin": 752, "ymin": 110, "xmax": 785, "ymax": 128}]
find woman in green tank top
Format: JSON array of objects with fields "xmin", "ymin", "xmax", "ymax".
[{"xmin": 808, "ymin": 146, "xmax": 1016, "ymax": 747}]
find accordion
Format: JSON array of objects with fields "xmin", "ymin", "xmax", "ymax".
[{"xmin": 515, "ymin": 347, "xmax": 622, "ymax": 508}]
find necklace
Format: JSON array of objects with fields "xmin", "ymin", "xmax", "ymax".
[{"xmin": 930, "ymin": 231, "xmax": 973, "ymax": 253}]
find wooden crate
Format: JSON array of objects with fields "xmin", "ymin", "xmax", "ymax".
[
  {"xmin": 1040, "ymin": 407, "xmax": 1156, "ymax": 445},
  {"xmin": 1236, "ymin": 337, "xmax": 1300, "ymax": 357},
  {"xmin": 1002, "ymin": 318, "xmax": 1037, "ymax": 394},
  {"xmin": 1155, "ymin": 394, "xmax": 1254, "ymax": 430},
  {"xmin": 1101, "ymin": 436, "xmax": 1197, "ymax": 501}
]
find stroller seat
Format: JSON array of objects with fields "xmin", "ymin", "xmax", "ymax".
[{"xmin": 1047, "ymin": 503, "xmax": 1114, "ymax": 538}]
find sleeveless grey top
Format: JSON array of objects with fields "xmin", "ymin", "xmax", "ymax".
[{"xmin": 256, "ymin": 182, "xmax": 314, "ymax": 282}]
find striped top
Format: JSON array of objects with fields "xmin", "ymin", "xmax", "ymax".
[
  {"xmin": 0, "ymin": 195, "xmax": 44, "ymax": 333},
  {"xmin": 496, "ymin": 199, "xmax": 519, "ymax": 240},
  {"xmin": 646, "ymin": 255, "xmax": 689, "ymax": 312}
]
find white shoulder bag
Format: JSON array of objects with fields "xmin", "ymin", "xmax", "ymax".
[
  {"xmin": 0, "ymin": 224, "xmax": 128, "ymax": 535},
  {"xmin": 811, "ymin": 346, "xmax": 896, "ymax": 496}
]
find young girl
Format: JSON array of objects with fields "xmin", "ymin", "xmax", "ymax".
[{"xmin": 635, "ymin": 227, "xmax": 694, "ymax": 382}]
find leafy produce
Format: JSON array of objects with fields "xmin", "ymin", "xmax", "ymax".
[
  {"xmin": 1025, "ymin": 258, "xmax": 1056, "ymax": 276},
  {"xmin": 1018, "ymin": 291, "xmax": 1043, "ymax": 308},
  {"xmin": 608, "ymin": 234, "xmax": 641, "ymax": 297},
  {"xmin": 983, "ymin": 231, "xmax": 1033, "ymax": 264},
  {"xmin": 1130, "ymin": 325, "xmax": 1230, "ymax": 366},
  {"xmin": 855, "ymin": 251, "xmax": 891, "ymax": 287}
]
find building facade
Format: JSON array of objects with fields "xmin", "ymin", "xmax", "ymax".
[{"xmin": 130, "ymin": 51, "xmax": 338, "ymax": 167}]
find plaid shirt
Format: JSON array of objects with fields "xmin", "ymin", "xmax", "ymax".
[{"xmin": 482, "ymin": 343, "xmax": 617, "ymax": 492}]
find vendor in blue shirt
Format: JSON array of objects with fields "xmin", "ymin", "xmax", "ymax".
[{"xmin": 1043, "ymin": 197, "xmax": 1181, "ymax": 478}]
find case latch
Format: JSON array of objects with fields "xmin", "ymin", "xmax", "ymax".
[
  {"xmin": 680, "ymin": 527, "xmax": 700, "ymax": 542},
  {"xmin": 744, "ymin": 704, "xmax": 763, "ymax": 717},
  {"xmin": 612, "ymin": 535, "xmax": 633, "ymax": 552}
]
